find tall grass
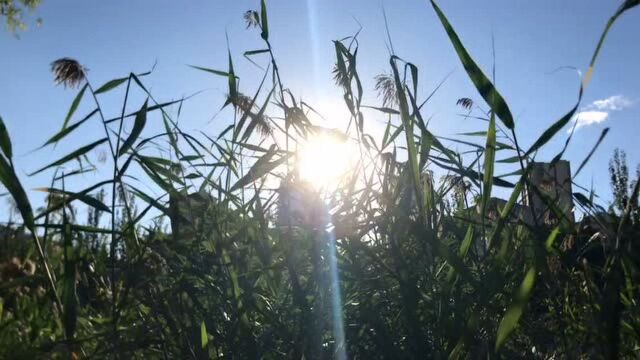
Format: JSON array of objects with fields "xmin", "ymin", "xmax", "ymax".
[{"xmin": 1, "ymin": 0, "xmax": 639, "ymax": 358}]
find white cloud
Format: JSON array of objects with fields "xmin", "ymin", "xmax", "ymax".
[
  {"xmin": 569, "ymin": 95, "xmax": 633, "ymax": 132},
  {"xmin": 591, "ymin": 95, "xmax": 633, "ymax": 111},
  {"xmin": 572, "ymin": 111, "xmax": 609, "ymax": 131}
]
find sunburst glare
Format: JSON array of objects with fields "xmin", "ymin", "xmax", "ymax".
[{"xmin": 297, "ymin": 132, "xmax": 357, "ymax": 189}]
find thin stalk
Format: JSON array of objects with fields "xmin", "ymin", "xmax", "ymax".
[
  {"xmin": 107, "ymin": 74, "xmax": 132, "ymax": 338},
  {"xmin": 31, "ymin": 232, "xmax": 63, "ymax": 314},
  {"xmin": 510, "ymin": 127, "xmax": 539, "ymax": 227},
  {"xmin": 41, "ymin": 168, "xmax": 60, "ymax": 258},
  {"xmin": 86, "ymin": 82, "xmax": 116, "ymax": 159}
]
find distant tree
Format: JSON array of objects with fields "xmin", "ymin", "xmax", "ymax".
[
  {"xmin": 609, "ymin": 148, "xmax": 640, "ymax": 223},
  {"xmin": 0, "ymin": 0, "xmax": 42, "ymax": 33}
]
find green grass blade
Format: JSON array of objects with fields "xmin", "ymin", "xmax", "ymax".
[
  {"xmin": 458, "ymin": 131, "xmax": 487, "ymax": 137},
  {"xmin": 382, "ymin": 119, "xmax": 391, "ymax": 147},
  {"xmin": 104, "ymin": 99, "xmax": 183, "ymax": 125},
  {"xmin": 482, "ymin": 112, "xmax": 496, "ymax": 213},
  {"xmin": 230, "ymin": 148, "xmax": 286, "ymax": 192},
  {"xmin": 545, "ymin": 226, "xmax": 562, "ymax": 251},
  {"xmin": 552, "ymin": 118, "xmax": 578, "ymax": 164},
  {"xmin": 29, "ymin": 138, "xmax": 108, "ymax": 176},
  {"xmin": 527, "ymin": 2, "xmax": 636, "ymax": 155},
  {"xmin": 583, "ymin": 0, "xmax": 639, "ymax": 88},
  {"xmin": 34, "ymin": 187, "xmax": 112, "ymax": 213},
  {"xmin": 127, "ymin": 184, "xmax": 172, "ymax": 217},
  {"xmin": 201, "ymin": 320, "xmax": 209, "ymax": 349},
  {"xmin": 430, "ymin": 0, "xmax": 514, "ymax": 129},
  {"xmin": 93, "ymin": 77, "xmax": 128, "ymax": 94},
  {"xmin": 218, "ymin": 124, "xmax": 234, "ymax": 140},
  {"xmin": 188, "ymin": 65, "xmax": 232, "ymax": 78},
  {"xmin": 228, "ymin": 51, "xmax": 238, "ymax": 100},
  {"xmin": 42, "ymin": 109, "xmax": 98, "ymax": 148},
  {"xmin": 525, "ymin": 102, "xmax": 579, "ymax": 157},
  {"xmin": 260, "ymin": 0, "xmax": 269, "ymax": 41},
  {"xmin": 407, "ymin": 62, "xmax": 419, "ymax": 98},
  {"xmin": 495, "ymin": 267, "xmax": 536, "ymax": 350},
  {"xmin": 0, "ymin": 155, "xmax": 34, "ymax": 229},
  {"xmin": 487, "ymin": 176, "xmax": 524, "ymax": 249},
  {"xmin": 233, "ymin": 141, "xmax": 271, "ymax": 153},
  {"xmin": 0, "ymin": 116, "xmax": 12, "ymax": 159},
  {"xmin": 390, "ymin": 57, "xmax": 422, "ymax": 211},
  {"xmin": 497, "ymin": 156, "xmax": 522, "ymax": 164},
  {"xmin": 119, "ymin": 99, "xmax": 148, "ymax": 156},
  {"xmin": 179, "ymin": 155, "xmax": 203, "ymax": 162},
  {"xmin": 137, "ymin": 155, "xmax": 183, "ymax": 184},
  {"xmin": 62, "ymin": 83, "xmax": 88, "ymax": 129},
  {"xmin": 162, "ymin": 112, "xmax": 179, "ymax": 155},
  {"xmin": 526, "ymin": 180, "xmax": 574, "ymax": 229},
  {"xmin": 34, "ymin": 180, "xmax": 113, "ymax": 221},
  {"xmin": 430, "ymin": 158, "xmax": 515, "ymax": 189},
  {"xmin": 245, "ymin": 49, "xmax": 270, "ymax": 56},
  {"xmin": 574, "ymin": 127, "xmax": 609, "ymax": 177},
  {"xmin": 362, "ymin": 105, "xmax": 399, "ymax": 115},
  {"xmin": 459, "ymin": 225, "xmax": 475, "ymax": 257},
  {"xmin": 384, "ymin": 124, "xmax": 404, "ymax": 150},
  {"xmin": 233, "ymin": 66, "xmax": 270, "ymax": 142},
  {"xmin": 241, "ymin": 87, "xmax": 274, "ymax": 142},
  {"xmin": 35, "ymin": 223, "xmax": 119, "ymax": 235}
]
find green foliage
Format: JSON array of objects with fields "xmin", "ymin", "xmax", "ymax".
[
  {"xmin": 1, "ymin": 1, "xmax": 639, "ymax": 359},
  {"xmin": 0, "ymin": 0, "xmax": 41, "ymax": 33}
]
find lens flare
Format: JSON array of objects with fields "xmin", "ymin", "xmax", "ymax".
[{"xmin": 297, "ymin": 133, "xmax": 356, "ymax": 189}]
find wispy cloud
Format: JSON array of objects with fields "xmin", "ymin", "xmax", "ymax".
[
  {"xmin": 570, "ymin": 95, "xmax": 634, "ymax": 132},
  {"xmin": 591, "ymin": 95, "xmax": 633, "ymax": 111}
]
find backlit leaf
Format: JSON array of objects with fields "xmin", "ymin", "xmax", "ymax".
[
  {"xmin": 119, "ymin": 99, "xmax": 148, "ymax": 156},
  {"xmin": 201, "ymin": 321, "xmax": 209, "ymax": 349},
  {"xmin": 260, "ymin": 0, "xmax": 269, "ymax": 41},
  {"xmin": 34, "ymin": 187, "xmax": 111, "ymax": 213},
  {"xmin": 0, "ymin": 116, "xmax": 12, "ymax": 159},
  {"xmin": 94, "ymin": 77, "xmax": 128, "ymax": 94},
  {"xmin": 0, "ymin": 156, "xmax": 34, "ymax": 229},
  {"xmin": 62, "ymin": 83, "xmax": 88, "ymax": 129},
  {"xmin": 42, "ymin": 109, "xmax": 98, "ymax": 148},
  {"xmin": 29, "ymin": 138, "xmax": 108, "ymax": 176},
  {"xmin": 495, "ymin": 267, "xmax": 536, "ymax": 350},
  {"xmin": 430, "ymin": 0, "xmax": 514, "ymax": 129}
]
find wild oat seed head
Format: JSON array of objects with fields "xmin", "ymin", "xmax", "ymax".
[
  {"xmin": 243, "ymin": 10, "xmax": 260, "ymax": 29},
  {"xmin": 50, "ymin": 58, "xmax": 87, "ymax": 88},
  {"xmin": 374, "ymin": 73, "xmax": 397, "ymax": 108}
]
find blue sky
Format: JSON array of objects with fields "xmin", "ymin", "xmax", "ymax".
[{"xmin": 1, "ymin": 0, "xmax": 639, "ymax": 214}]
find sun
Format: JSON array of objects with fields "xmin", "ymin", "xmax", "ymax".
[{"xmin": 297, "ymin": 133, "xmax": 356, "ymax": 189}]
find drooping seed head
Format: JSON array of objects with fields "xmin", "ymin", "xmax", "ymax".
[
  {"xmin": 50, "ymin": 58, "xmax": 86, "ymax": 88},
  {"xmin": 374, "ymin": 73, "xmax": 397, "ymax": 108},
  {"xmin": 243, "ymin": 10, "xmax": 260, "ymax": 29}
]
